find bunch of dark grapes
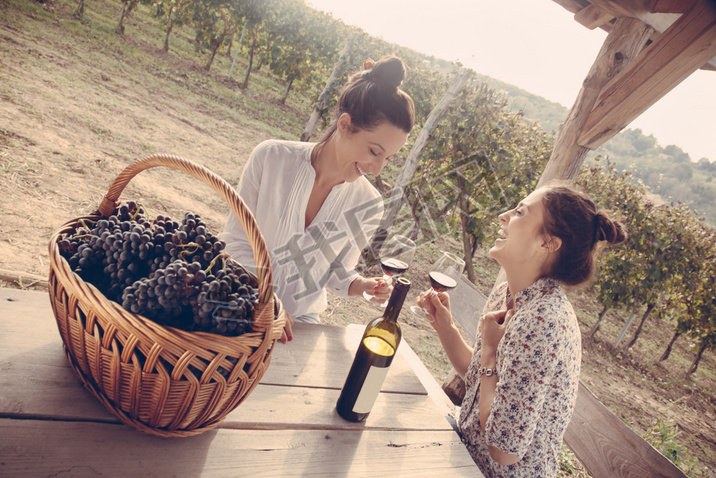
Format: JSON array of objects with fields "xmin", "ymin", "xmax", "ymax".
[
  {"xmin": 121, "ymin": 258, "xmax": 257, "ymax": 335},
  {"xmin": 151, "ymin": 212, "xmax": 225, "ymax": 273},
  {"xmin": 59, "ymin": 201, "xmax": 153, "ymax": 298},
  {"xmin": 58, "ymin": 202, "xmax": 261, "ymax": 337},
  {"xmin": 121, "ymin": 259, "xmax": 199, "ymax": 330},
  {"xmin": 194, "ymin": 262, "xmax": 258, "ymax": 336}
]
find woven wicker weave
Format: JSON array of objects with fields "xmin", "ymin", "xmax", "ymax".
[{"xmin": 48, "ymin": 154, "xmax": 285, "ymax": 437}]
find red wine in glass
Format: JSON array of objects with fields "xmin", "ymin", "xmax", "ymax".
[
  {"xmin": 428, "ymin": 271, "xmax": 458, "ymax": 292},
  {"xmin": 411, "ymin": 251, "xmax": 465, "ymax": 321},
  {"xmin": 363, "ymin": 235, "xmax": 416, "ymax": 308},
  {"xmin": 381, "ymin": 258, "xmax": 409, "ymax": 277}
]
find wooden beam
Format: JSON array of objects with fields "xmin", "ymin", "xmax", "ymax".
[
  {"xmin": 552, "ymin": 0, "xmax": 591, "ymax": 15},
  {"xmin": 575, "ymin": 4, "xmax": 616, "ymax": 29},
  {"xmin": 586, "ymin": 0, "xmax": 695, "ymax": 17},
  {"xmin": 553, "ymin": 0, "xmax": 716, "ymax": 68},
  {"xmin": 537, "ymin": 17, "xmax": 653, "ymax": 185},
  {"xmin": 652, "ymin": 0, "xmax": 697, "ymax": 14},
  {"xmin": 579, "ymin": 0, "xmax": 716, "ymax": 149},
  {"xmin": 588, "ymin": 0, "xmax": 650, "ymax": 18},
  {"xmin": 565, "ymin": 382, "xmax": 689, "ymax": 478}
]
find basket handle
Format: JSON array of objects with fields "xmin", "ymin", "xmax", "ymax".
[{"xmin": 95, "ymin": 154, "xmax": 273, "ymax": 305}]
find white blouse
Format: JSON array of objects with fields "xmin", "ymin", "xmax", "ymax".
[{"xmin": 221, "ymin": 140, "xmax": 383, "ymax": 318}]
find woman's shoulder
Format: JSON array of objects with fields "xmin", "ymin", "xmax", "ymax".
[
  {"xmin": 530, "ymin": 281, "xmax": 579, "ymax": 332},
  {"xmin": 528, "ymin": 280, "xmax": 571, "ymax": 310},
  {"xmin": 251, "ymin": 139, "xmax": 313, "ymax": 163}
]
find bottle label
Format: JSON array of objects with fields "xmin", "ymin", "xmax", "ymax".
[{"xmin": 352, "ymin": 365, "xmax": 389, "ymax": 413}]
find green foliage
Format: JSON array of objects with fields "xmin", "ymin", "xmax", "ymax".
[
  {"xmin": 642, "ymin": 418, "xmax": 709, "ymax": 477},
  {"xmin": 191, "ymin": 0, "xmax": 242, "ymax": 70},
  {"xmin": 578, "ymin": 159, "xmax": 716, "ymax": 367},
  {"xmin": 479, "ymin": 80, "xmax": 716, "ymax": 226},
  {"xmin": 264, "ymin": 0, "xmax": 342, "ymax": 103},
  {"xmin": 405, "ymin": 81, "xmax": 552, "ymax": 279},
  {"xmin": 558, "ymin": 446, "xmax": 590, "ymax": 477}
]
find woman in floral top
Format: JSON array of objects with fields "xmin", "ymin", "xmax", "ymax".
[{"xmin": 418, "ymin": 185, "xmax": 626, "ymax": 477}]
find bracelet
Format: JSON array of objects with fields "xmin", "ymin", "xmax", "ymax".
[{"xmin": 478, "ymin": 366, "xmax": 497, "ymax": 378}]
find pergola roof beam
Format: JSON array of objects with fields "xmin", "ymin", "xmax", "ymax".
[{"xmin": 578, "ymin": 0, "xmax": 716, "ymax": 149}]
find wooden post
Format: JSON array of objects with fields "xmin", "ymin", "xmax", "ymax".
[
  {"xmin": 442, "ymin": 368, "xmax": 466, "ymax": 406},
  {"xmin": 537, "ymin": 17, "xmax": 653, "ymax": 186},
  {"xmin": 228, "ymin": 22, "xmax": 248, "ymax": 80},
  {"xmin": 492, "ymin": 17, "xmax": 654, "ymax": 292},
  {"xmin": 615, "ymin": 311, "xmax": 637, "ymax": 347},
  {"xmin": 300, "ymin": 33, "xmax": 356, "ymax": 142}
]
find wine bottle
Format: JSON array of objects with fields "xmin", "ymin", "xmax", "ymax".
[{"xmin": 336, "ymin": 277, "xmax": 410, "ymax": 422}]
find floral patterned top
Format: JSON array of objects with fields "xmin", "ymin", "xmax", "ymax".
[{"xmin": 458, "ymin": 278, "xmax": 581, "ymax": 477}]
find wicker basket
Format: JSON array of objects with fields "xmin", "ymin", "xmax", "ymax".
[{"xmin": 48, "ymin": 154, "xmax": 285, "ymax": 437}]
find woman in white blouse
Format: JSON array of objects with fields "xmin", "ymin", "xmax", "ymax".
[
  {"xmin": 418, "ymin": 185, "xmax": 626, "ymax": 477},
  {"xmin": 221, "ymin": 57, "xmax": 415, "ymax": 342}
]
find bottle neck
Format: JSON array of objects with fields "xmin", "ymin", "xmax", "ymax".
[{"xmin": 382, "ymin": 278, "xmax": 410, "ymax": 322}]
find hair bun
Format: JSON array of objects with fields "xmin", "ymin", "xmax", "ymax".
[
  {"xmin": 595, "ymin": 211, "xmax": 627, "ymax": 245},
  {"xmin": 370, "ymin": 56, "xmax": 407, "ymax": 89}
]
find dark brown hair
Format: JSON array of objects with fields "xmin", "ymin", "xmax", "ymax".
[
  {"xmin": 319, "ymin": 56, "xmax": 415, "ymax": 143},
  {"xmin": 540, "ymin": 185, "xmax": 627, "ymax": 286}
]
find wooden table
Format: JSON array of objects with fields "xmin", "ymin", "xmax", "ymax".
[{"xmin": 0, "ymin": 288, "xmax": 481, "ymax": 477}]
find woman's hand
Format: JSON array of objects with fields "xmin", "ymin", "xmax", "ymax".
[
  {"xmin": 281, "ymin": 311, "xmax": 294, "ymax": 343},
  {"xmin": 363, "ymin": 276, "xmax": 392, "ymax": 304},
  {"xmin": 417, "ymin": 290, "xmax": 473, "ymax": 377},
  {"xmin": 417, "ymin": 290, "xmax": 453, "ymax": 333},
  {"xmin": 479, "ymin": 309, "xmax": 514, "ymax": 352}
]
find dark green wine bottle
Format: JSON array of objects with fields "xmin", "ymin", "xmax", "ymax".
[{"xmin": 336, "ymin": 277, "xmax": 411, "ymax": 422}]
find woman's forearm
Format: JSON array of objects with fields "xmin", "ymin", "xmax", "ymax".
[
  {"xmin": 479, "ymin": 347, "xmax": 519, "ymax": 466},
  {"xmin": 436, "ymin": 324, "xmax": 473, "ymax": 378}
]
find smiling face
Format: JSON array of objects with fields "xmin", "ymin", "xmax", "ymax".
[
  {"xmin": 489, "ymin": 188, "xmax": 556, "ymax": 275},
  {"xmin": 333, "ymin": 114, "xmax": 409, "ymax": 182}
]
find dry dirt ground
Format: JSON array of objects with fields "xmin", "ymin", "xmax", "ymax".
[{"xmin": 1, "ymin": 1, "xmax": 714, "ymax": 475}]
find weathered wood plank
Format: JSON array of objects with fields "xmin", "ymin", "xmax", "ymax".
[
  {"xmin": 0, "ymin": 329, "xmax": 452, "ymax": 431},
  {"xmin": 0, "ymin": 269, "xmax": 48, "ymax": 290},
  {"xmin": 652, "ymin": 0, "xmax": 697, "ymax": 14},
  {"xmin": 553, "ymin": 0, "xmax": 716, "ymax": 68},
  {"xmin": 0, "ymin": 289, "xmax": 442, "ymax": 431},
  {"xmin": 0, "ymin": 288, "xmax": 425, "ymax": 394},
  {"xmin": 589, "ymin": 0, "xmax": 695, "ymax": 19},
  {"xmin": 552, "ymin": 0, "xmax": 590, "ymax": 15},
  {"xmin": 575, "ymin": 4, "xmax": 616, "ymax": 29},
  {"xmin": 262, "ymin": 322, "xmax": 426, "ymax": 394},
  {"xmin": 579, "ymin": 0, "xmax": 716, "ymax": 149},
  {"xmin": 449, "ymin": 277, "xmax": 487, "ymax": 341},
  {"xmin": 226, "ymin": 384, "xmax": 453, "ymax": 431},
  {"xmin": 564, "ymin": 382, "xmax": 688, "ymax": 478},
  {"xmin": 0, "ymin": 419, "xmax": 480, "ymax": 477},
  {"xmin": 381, "ymin": 324, "xmax": 457, "ymax": 420},
  {"xmin": 0, "ymin": 350, "xmax": 451, "ymax": 432}
]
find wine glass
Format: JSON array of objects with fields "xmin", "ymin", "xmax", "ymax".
[
  {"xmin": 411, "ymin": 251, "xmax": 465, "ymax": 321},
  {"xmin": 363, "ymin": 234, "xmax": 416, "ymax": 308}
]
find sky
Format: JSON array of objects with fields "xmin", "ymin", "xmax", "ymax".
[{"xmin": 307, "ymin": 0, "xmax": 715, "ymax": 162}]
